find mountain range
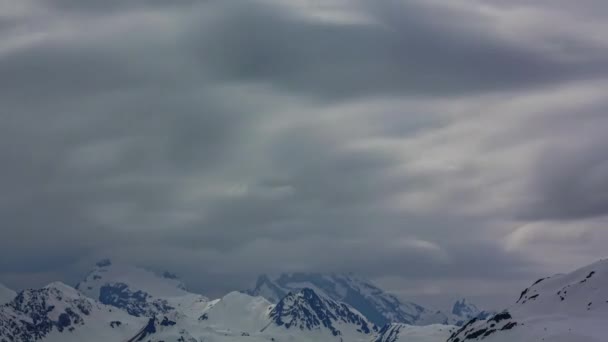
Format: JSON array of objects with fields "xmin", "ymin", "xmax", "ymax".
[
  {"xmin": 244, "ymin": 273, "xmax": 489, "ymax": 326},
  {"xmin": 0, "ymin": 258, "xmax": 606, "ymax": 341}
]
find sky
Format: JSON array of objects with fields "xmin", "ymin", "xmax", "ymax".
[{"xmin": 1, "ymin": 0, "xmax": 608, "ymax": 310}]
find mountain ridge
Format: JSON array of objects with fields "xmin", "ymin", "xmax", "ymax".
[
  {"xmin": 448, "ymin": 258, "xmax": 608, "ymax": 342},
  {"xmin": 245, "ymin": 272, "xmax": 490, "ymax": 327}
]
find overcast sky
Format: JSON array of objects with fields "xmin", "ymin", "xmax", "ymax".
[{"xmin": 1, "ymin": 0, "xmax": 608, "ymax": 310}]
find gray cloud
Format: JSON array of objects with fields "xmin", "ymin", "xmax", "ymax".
[
  {"xmin": 184, "ymin": 0, "xmax": 608, "ymax": 100},
  {"xmin": 0, "ymin": 0, "xmax": 607, "ymax": 309},
  {"xmin": 522, "ymin": 133, "xmax": 608, "ymax": 221}
]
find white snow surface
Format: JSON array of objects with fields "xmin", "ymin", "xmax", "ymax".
[
  {"xmin": 375, "ymin": 323, "xmax": 457, "ymax": 342},
  {"xmin": 448, "ymin": 258, "xmax": 608, "ymax": 342},
  {"xmin": 2, "ymin": 259, "xmax": 607, "ymax": 342},
  {"xmin": 0, "ymin": 281, "xmax": 144, "ymax": 342},
  {"xmin": 77, "ymin": 262, "xmax": 192, "ymax": 299}
]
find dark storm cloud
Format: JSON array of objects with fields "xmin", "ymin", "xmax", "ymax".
[
  {"xmin": 187, "ymin": 1, "xmax": 608, "ymax": 100},
  {"xmin": 41, "ymin": 0, "xmax": 200, "ymax": 14},
  {"xmin": 0, "ymin": 0, "xmax": 607, "ymax": 307},
  {"xmin": 522, "ymin": 134, "xmax": 608, "ymax": 221}
]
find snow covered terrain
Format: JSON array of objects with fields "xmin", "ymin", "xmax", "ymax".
[
  {"xmin": 265, "ymin": 288, "xmax": 376, "ymax": 338},
  {"xmin": 75, "ymin": 259, "xmax": 211, "ymax": 319},
  {"xmin": 0, "ymin": 260, "xmax": 382, "ymax": 341},
  {"xmin": 0, "ymin": 282, "xmax": 144, "ymax": 342},
  {"xmin": 0, "ymin": 284, "xmax": 15, "ymax": 305},
  {"xmin": 448, "ymin": 259, "xmax": 608, "ymax": 342},
  {"xmin": 137, "ymin": 288, "xmax": 378, "ymax": 342},
  {"xmin": 246, "ymin": 272, "xmax": 452, "ymax": 326},
  {"xmin": 374, "ymin": 323, "xmax": 457, "ymax": 342},
  {"xmin": 1, "ymin": 259, "xmax": 606, "ymax": 342}
]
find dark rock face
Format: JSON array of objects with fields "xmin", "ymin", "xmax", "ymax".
[
  {"xmin": 0, "ymin": 286, "xmax": 91, "ymax": 341},
  {"xmin": 160, "ymin": 316, "xmax": 177, "ymax": 326},
  {"xmin": 268, "ymin": 288, "xmax": 376, "ymax": 337},
  {"xmin": 96, "ymin": 259, "xmax": 112, "ymax": 268},
  {"xmin": 373, "ymin": 324, "xmax": 403, "ymax": 342},
  {"xmin": 127, "ymin": 318, "xmax": 157, "ymax": 342},
  {"xmin": 448, "ymin": 311, "xmax": 518, "ymax": 342},
  {"xmin": 99, "ymin": 283, "xmax": 173, "ymax": 317},
  {"xmin": 450, "ymin": 299, "xmax": 494, "ymax": 326}
]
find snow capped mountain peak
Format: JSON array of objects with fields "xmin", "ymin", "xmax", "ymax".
[
  {"xmin": 246, "ymin": 272, "xmax": 449, "ymax": 326},
  {"xmin": 448, "ymin": 298, "xmax": 495, "ymax": 326},
  {"xmin": 0, "ymin": 282, "xmax": 143, "ymax": 342},
  {"xmin": 447, "ymin": 298, "xmax": 493, "ymax": 326},
  {"xmin": 75, "ymin": 260, "xmax": 207, "ymax": 318},
  {"xmin": 452, "ymin": 298, "xmax": 478, "ymax": 317},
  {"xmin": 44, "ymin": 281, "xmax": 80, "ymax": 296},
  {"xmin": 448, "ymin": 259, "xmax": 608, "ymax": 342},
  {"xmin": 77, "ymin": 260, "xmax": 189, "ymax": 298},
  {"xmin": 267, "ymin": 287, "xmax": 377, "ymax": 338},
  {"xmin": 0, "ymin": 283, "xmax": 16, "ymax": 305},
  {"xmin": 513, "ymin": 258, "xmax": 608, "ymax": 315},
  {"xmin": 246, "ymin": 274, "xmax": 288, "ymax": 303}
]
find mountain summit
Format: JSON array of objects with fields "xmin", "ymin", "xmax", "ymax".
[
  {"xmin": 266, "ymin": 288, "xmax": 376, "ymax": 337},
  {"xmin": 75, "ymin": 259, "xmax": 209, "ymax": 318},
  {"xmin": 246, "ymin": 272, "xmax": 449, "ymax": 326},
  {"xmin": 449, "ymin": 298, "xmax": 494, "ymax": 326},
  {"xmin": 448, "ymin": 259, "xmax": 608, "ymax": 342}
]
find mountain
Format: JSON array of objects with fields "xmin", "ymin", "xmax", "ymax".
[
  {"xmin": 71, "ymin": 260, "xmax": 379, "ymax": 341},
  {"xmin": 374, "ymin": 323, "xmax": 457, "ymax": 342},
  {"xmin": 449, "ymin": 298, "xmax": 494, "ymax": 326},
  {"xmin": 0, "ymin": 261, "xmax": 383, "ymax": 342},
  {"xmin": 265, "ymin": 288, "xmax": 377, "ymax": 338},
  {"xmin": 3, "ymin": 259, "xmax": 607, "ymax": 342},
  {"xmin": 0, "ymin": 282, "xmax": 144, "ymax": 342},
  {"xmin": 123, "ymin": 288, "xmax": 377, "ymax": 342},
  {"xmin": 75, "ymin": 259, "xmax": 210, "ymax": 318},
  {"xmin": 198, "ymin": 291, "xmax": 272, "ymax": 333},
  {"xmin": 246, "ymin": 272, "xmax": 449, "ymax": 326},
  {"xmin": 0, "ymin": 283, "xmax": 16, "ymax": 305},
  {"xmin": 448, "ymin": 259, "xmax": 608, "ymax": 342}
]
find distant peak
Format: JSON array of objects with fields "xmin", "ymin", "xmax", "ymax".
[
  {"xmin": 299, "ymin": 287, "xmax": 320, "ymax": 299},
  {"xmin": 162, "ymin": 271, "xmax": 179, "ymax": 280},
  {"xmin": 43, "ymin": 281, "xmax": 80, "ymax": 296},
  {"xmin": 255, "ymin": 274, "xmax": 272, "ymax": 285},
  {"xmin": 452, "ymin": 298, "xmax": 479, "ymax": 317},
  {"xmin": 453, "ymin": 298, "xmax": 469, "ymax": 307},
  {"xmin": 96, "ymin": 259, "xmax": 112, "ymax": 268}
]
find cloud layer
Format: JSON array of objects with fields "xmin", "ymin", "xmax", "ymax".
[{"xmin": 1, "ymin": 0, "xmax": 607, "ymax": 308}]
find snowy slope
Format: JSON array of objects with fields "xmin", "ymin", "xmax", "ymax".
[
  {"xmin": 0, "ymin": 277, "xmax": 378, "ymax": 342},
  {"xmin": 0, "ymin": 282, "xmax": 144, "ymax": 342},
  {"xmin": 121, "ymin": 288, "xmax": 377, "ymax": 342},
  {"xmin": 0, "ymin": 283, "xmax": 16, "ymax": 305},
  {"xmin": 76, "ymin": 259, "xmax": 210, "ymax": 318},
  {"xmin": 246, "ymin": 273, "xmax": 449, "ymax": 326},
  {"xmin": 448, "ymin": 259, "xmax": 608, "ymax": 342},
  {"xmin": 199, "ymin": 291, "xmax": 273, "ymax": 333},
  {"xmin": 76, "ymin": 259, "xmax": 190, "ymax": 299},
  {"xmin": 264, "ymin": 288, "xmax": 377, "ymax": 339},
  {"xmin": 373, "ymin": 323, "xmax": 457, "ymax": 342}
]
